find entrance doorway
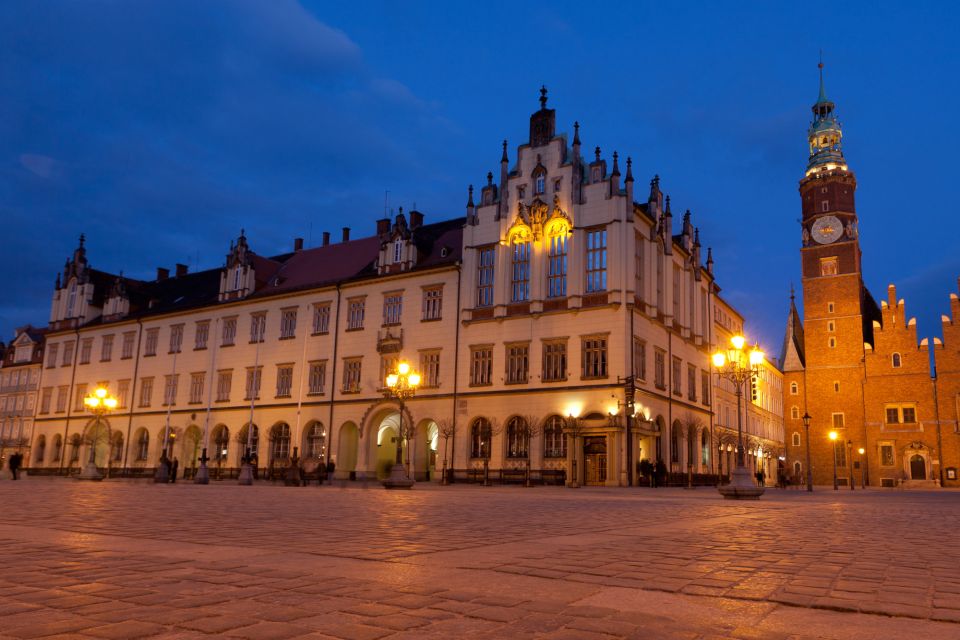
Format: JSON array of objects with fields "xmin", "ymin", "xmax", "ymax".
[
  {"xmin": 583, "ymin": 436, "xmax": 607, "ymax": 486},
  {"xmin": 910, "ymin": 454, "xmax": 926, "ymax": 480}
]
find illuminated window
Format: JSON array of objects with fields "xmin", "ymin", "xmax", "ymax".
[
  {"xmin": 547, "ymin": 235, "xmax": 567, "ymax": 298},
  {"xmin": 534, "ymin": 174, "xmax": 545, "ymax": 195},
  {"xmin": 511, "ymin": 241, "xmax": 530, "ymax": 302},
  {"xmin": 476, "ymin": 246, "xmax": 496, "ymax": 307},
  {"xmin": 585, "ymin": 229, "xmax": 607, "ymax": 293},
  {"xmin": 543, "ymin": 416, "xmax": 566, "ymax": 458}
]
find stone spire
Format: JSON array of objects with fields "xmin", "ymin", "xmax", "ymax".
[{"xmin": 806, "ymin": 58, "xmax": 847, "ymax": 175}]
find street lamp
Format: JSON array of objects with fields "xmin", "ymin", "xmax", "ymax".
[
  {"xmin": 711, "ymin": 335, "xmax": 765, "ymax": 499},
  {"xmin": 829, "ymin": 430, "xmax": 839, "ymax": 490},
  {"xmin": 78, "ymin": 386, "xmax": 118, "ymax": 481},
  {"xmin": 382, "ymin": 361, "xmax": 420, "ymax": 489},
  {"xmin": 847, "ymin": 440, "xmax": 854, "ymax": 491},
  {"xmin": 858, "ymin": 447, "xmax": 865, "ymax": 489},
  {"xmin": 802, "ymin": 412, "xmax": 813, "ymax": 492}
]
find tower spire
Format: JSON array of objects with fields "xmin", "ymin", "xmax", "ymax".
[{"xmin": 817, "ymin": 51, "xmax": 827, "ymax": 104}]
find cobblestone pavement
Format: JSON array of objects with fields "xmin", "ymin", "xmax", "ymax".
[{"xmin": 0, "ymin": 479, "xmax": 958, "ymax": 639}]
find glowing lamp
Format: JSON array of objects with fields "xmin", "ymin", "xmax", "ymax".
[
  {"xmin": 712, "ymin": 352, "xmax": 726, "ymax": 368},
  {"xmin": 104, "ymin": 398, "xmax": 118, "ymax": 409},
  {"xmin": 828, "ymin": 431, "xmax": 838, "ymax": 441},
  {"xmin": 408, "ymin": 373, "xmax": 421, "ymax": 387},
  {"xmin": 858, "ymin": 447, "xmax": 865, "ymax": 455},
  {"xmin": 398, "ymin": 362, "xmax": 410, "ymax": 375},
  {"xmin": 749, "ymin": 348, "xmax": 764, "ymax": 366},
  {"xmin": 84, "ymin": 397, "xmax": 98, "ymax": 408},
  {"xmin": 386, "ymin": 373, "xmax": 399, "ymax": 388},
  {"xmin": 731, "ymin": 335, "xmax": 746, "ymax": 350}
]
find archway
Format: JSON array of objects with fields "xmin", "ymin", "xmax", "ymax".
[
  {"xmin": 182, "ymin": 425, "xmax": 202, "ymax": 469},
  {"xmin": 131, "ymin": 428, "xmax": 150, "ymax": 464},
  {"xmin": 302, "ymin": 421, "xmax": 326, "ymax": 461},
  {"xmin": 236, "ymin": 424, "xmax": 259, "ymax": 465},
  {"xmin": 373, "ymin": 412, "xmax": 401, "ymax": 479},
  {"xmin": 34, "ymin": 435, "xmax": 46, "ymax": 465},
  {"xmin": 583, "ymin": 435, "xmax": 607, "ymax": 486},
  {"xmin": 337, "ymin": 421, "xmax": 359, "ymax": 476},
  {"xmin": 268, "ymin": 422, "xmax": 291, "ymax": 466},
  {"xmin": 413, "ymin": 419, "xmax": 439, "ymax": 481},
  {"xmin": 910, "ymin": 454, "xmax": 926, "ymax": 480},
  {"xmin": 51, "ymin": 434, "xmax": 63, "ymax": 464},
  {"xmin": 82, "ymin": 418, "xmax": 112, "ymax": 468}
]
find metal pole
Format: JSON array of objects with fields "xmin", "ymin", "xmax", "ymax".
[
  {"xmin": 832, "ymin": 441, "xmax": 838, "ymax": 490},
  {"xmin": 805, "ymin": 422, "xmax": 813, "ymax": 492}
]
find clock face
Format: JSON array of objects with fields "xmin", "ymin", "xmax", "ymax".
[{"xmin": 811, "ymin": 215, "xmax": 844, "ymax": 244}]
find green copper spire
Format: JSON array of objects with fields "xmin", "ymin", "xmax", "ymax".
[
  {"xmin": 817, "ymin": 58, "xmax": 828, "ymax": 104},
  {"xmin": 806, "ymin": 57, "xmax": 846, "ymax": 175}
]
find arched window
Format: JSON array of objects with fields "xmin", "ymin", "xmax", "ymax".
[
  {"xmin": 670, "ymin": 425, "xmax": 679, "ymax": 464},
  {"xmin": 270, "ymin": 423, "xmax": 291, "ymax": 463},
  {"xmin": 111, "ymin": 433, "xmax": 123, "ymax": 462},
  {"xmin": 892, "ymin": 353, "xmax": 902, "ymax": 368},
  {"xmin": 791, "ymin": 406, "xmax": 800, "ymax": 420},
  {"xmin": 305, "ymin": 422, "xmax": 326, "ymax": 459},
  {"xmin": 212, "ymin": 425, "xmax": 230, "ymax": 461},
  {"xmin": 701, "ymin": 431, "xmax": 709, "ymax": 465},
  {"xmin": 35, "ymin": 435, "xmax": 46, "ymax": 463},
  {"xmin": 790, "ymin": 382, "xmax": 798, "ymax": 395},
  {"xmin": 393, "ymin": 239, "xmax": 403, "ymax": 263},
  {"xmin": 506, "ymin": 416, "xmax": 529, "ymax": 459},
  {"xmin": 511, "ymin": 241, "xmax": 530, "ymax": 302},
  {"xmin": 136, "ymin": 429, "xmax": 149, "ymax": 461},
  {"xmin": 238, "ymin": 424, "xmax": 259, "ymax": 461},
  {"xmin": 66, "ymin": 281, "xmax": 77, "ymax": 318},
  {"xmin": 69, "ymin": 434, "xmax": 81, "ymax": 462},
  {"xmin": 470, "ymin": 418, "xmax": 491, "ymax": 459},
  {"xmin": 547, "ymin": 235, "xmax": 568, "ymax": 298},
  {"xmin": 792, "ymin": 432, "xmax": 801, "ymax": 447},
  {"xmin": 543, "ymin": 416, "xmax": 566, "ymax": 458},
  {"xmin": 534, "ymin": 169, "xmax": 546, "ymax": 195},
  {"xmin": 793, "ymin": 461, "xmax": 802, "ymax": 477},
  {"xmin": 52, "ymin": 434, "xmax": 62, "ymax": 462}
]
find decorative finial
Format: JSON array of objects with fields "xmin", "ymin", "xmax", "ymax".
[
  {"xmin": 790, "ymin": 282, "xmax": 796, "ymax": 302},
  {"xmin": 501, "ymin": 140, "xmax": 508, "ymax": 163},
  {"xmin": 594, "ymin": 146, "xmax": 601, "ymax": 161},
  {"xmin": 539, "ymin": 85, "xmax": 548, "ymax": 109},
  {"xmin": 683, "ymin": 209, "xmax": 691, "ymax": 224},
  {"xmin": 487, "ymin": 171, "xmax": 493, "ymax": 185},
  {"xmin": 665, "ymin": 195, "xmax": 672, "ymax": 215},
  {"xmin": 573, "ymin": 121, "xmax": 580, "ymax": 145},
  {"xmin": 707, "ymin": 247, "xmax": 713, "ymax": 265},
  {"xmin": 611, "ymin": 151, "xmax": 620, "ymax": 176},
  {"xmin": 625, "ymin": 156, "xmax": 633, "ymax": 182},
  {"xmin": 817, "ymin": 51, "xmax": 828, "ymax": 104},
  {"xmin": 240, "ymin": 228, "xmax": 245, "ymax": 238},
  {"xmin": 694, "ymin": 227, "xmax": 700, "ymax": 246},
  {"xmin": 467, "ymin": 185, "xmax": 474, "ymax": 207}
]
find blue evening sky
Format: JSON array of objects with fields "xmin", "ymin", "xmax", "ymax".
[{"xmin": 2, "ymin": 1, "xmax": 958, "ymax": 360}]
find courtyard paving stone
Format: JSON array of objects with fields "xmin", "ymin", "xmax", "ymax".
[{"xmin": 0, "ymin": 479, "xmax": 959, "ymax": 638}]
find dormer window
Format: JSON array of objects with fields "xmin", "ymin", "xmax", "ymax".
[
  {"xmin": 233, "ymin": 266, "xmax": 242, "ymax": 291},
  {"xmin": 66, "ymin": 281, "xmax": 77, "ymax": 318},
  {"xmin": 393, "ymin": 239, "xmax": 403, "ymax": 263}
]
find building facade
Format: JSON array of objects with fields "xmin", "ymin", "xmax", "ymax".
[
  {"xmin": 28, "ymin": 91, "xmax": 782, "ymax": 485},
  {"xmin": 0, "ymin": 326, "xmax": 45, "ymax": 471},
  {"xmin": 782, "ymin": 69, "xmax": 960, "ymax": 488}
]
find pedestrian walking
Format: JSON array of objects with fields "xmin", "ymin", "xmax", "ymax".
[
  {"xmin": 170, "ymin": 457, "xmax": 179, "ymax": 483},
  {"xmin": 654, "ymin": 458, "xmax": 666, "ymax": 488},
  {"xmin": 326, "ymin": 459, "xmax": 336, "ymax": 483},
  {"xmin": 9, "ymin": 453, "xmax": 21, "ymax": 480}
]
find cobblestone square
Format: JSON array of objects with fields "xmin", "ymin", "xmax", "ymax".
[{"xmin": 0, "ymin": 479, "xmax": 958, "ymax": 639}]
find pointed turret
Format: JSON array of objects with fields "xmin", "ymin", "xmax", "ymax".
[
  {"xmin": 780, "ymin": 286, "xmax": 806, "ymax": 371},
  {"xmin": 529, "ymin": 85, "xmax": 555, "ymax": 147},
  {"xmin": 571, "ymin": 122, "xmax": 583, "ymax": 204},
  {"xmin": 497, "ymin": 139, "xmax": 509, "ymax": 220},
  {"xmin": 806, "ymin": 59, "xmax": 847, "ymax": 175}
]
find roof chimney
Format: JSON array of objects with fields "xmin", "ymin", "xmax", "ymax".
[
  {"xmin": 377, "ymin": 218, "xmax": 391, "ymax": 236},
  {"xmin": 409, "ymin": 210, "xmax": 424, "ymax": 229},
  {"xmin": 294, "ymin": 237, "xmax": 304, "ymax": 252},
  {"xmin": 322, "ymin": 231, "xmax": 330, "ymax": 247},
  {"xmin": 175, "ymin": 263, "xmax": 188, "ymax": 277},
  {"xmin": 342, "ymin": 227, "xmax": 350, "ymax": 242},
  {"xmin": 156, "ymin": 267, "xmax": 169, "ymax": 281}
]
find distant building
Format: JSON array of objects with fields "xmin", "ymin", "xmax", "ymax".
[
  {"xmin": 0, "ymin": 326, "xmax": 45, "ymax": 468},
  {"xmin": 28, "ymin": 90, "xmax": 781, "ymax": 485},
  {"xmin": 782, "ymin": 67, "xmax": 960, "ymax": 488}
]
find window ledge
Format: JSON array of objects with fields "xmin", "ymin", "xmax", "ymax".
[{"xmin": 279, "ymin": 335, "xmax": 296, "ymax": 341}]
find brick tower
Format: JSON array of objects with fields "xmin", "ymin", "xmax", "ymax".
[{"xmin": 783, "ymin": 63, "xmax": 881, "ymax": 487}]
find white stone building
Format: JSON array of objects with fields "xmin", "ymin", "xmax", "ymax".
[{"xmin": 28, "ymin": 90, "xmax": 783, "ymax": 485}]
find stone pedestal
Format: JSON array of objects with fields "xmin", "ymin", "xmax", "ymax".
[
  {"xmin": 77, "ymin": 461, "xmax": 103, "ymax": 481},
  {"xmin": 718, "ymin": 466, "xmax": 765, "ymax": 500},
  {"xmin": 238, "ymin": 463, "xmax": 254, "ymax": 486},
  {"xmin": 194, "ymin": 462, "xmax": 209, "ymax": 484},
  {"xmin": 382, "ymin": 463, "xmax": 413, "ymax": 489}
]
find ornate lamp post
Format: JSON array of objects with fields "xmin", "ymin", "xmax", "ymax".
[
  {"xmin": 382, "ymin": 361, "xmax": 419, "ymax": 489},
  {"xmin": 858, "ymin": 447, "xmax": 866, "ymax": 489},
  {"xmin": 712, "ymin": 335, "xmax": 765, "ymax": 499},
  {"xmin": 829, "ymin": 430, "xmax": 839, "ymax": 490},
  {"xmin": 78, "ymin": 386, "xmax": 118, "ymax": 481},
  {"xmin": 802, "ymin": 412, "xmax": 813, "ymax": 492}
]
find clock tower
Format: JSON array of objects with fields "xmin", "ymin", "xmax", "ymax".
[{"xmin": 790, "ymin": 63, "xmax": 876, "ymax": 485}]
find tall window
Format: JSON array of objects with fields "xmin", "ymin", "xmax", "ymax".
[
  {"xmin": 136, "ymin": 430, "xmax": 149, "ymax": 461},
  {"xmin": 213, "ymin": 426, "xmax": 230, "ymax": 461},
  {"xmin": 139, "ymin": 377, "xmax": 154, "ymax": 407},
  {"xmin": 542, "ymin": 340, "xmax": 567, "ymax": 382},
  {"xmin": 144, "ymin": 329, "xmax": 158, "ymax": 356},
  {"xmin": 506, "ymin": 416, "xmax": 529, "ymax": 458},
  {"xmin": 547, "ymin": 235, "xmax": 568, "ymax": 298},
  {"xmin": 40, "ymin": 387, "xmax": 52, "ymax": 414},
  {"xmin": 169, "ymin": 324, "xmax": 184, "ymax": 353},
  {"xmin": 342, "ymin": 358, "xmax": 362, "ymax": 393},
  {"xmin": 163, "ymin": 374, "xmax": 179, "ymax": 406},
  {"xmin": 511, "ymin": 241, "xmax": 530, "ymax": 302},
  {"xmin": 216, "ymin": 370, "xmax": 232, "ymax": 402},
  {"xmin": 62, "ymin": 340, "xmax": 75, "ymax": 365},
  {"xmin": 470, "ymin": 347, "xmax": 493, "ymax": 386},
  {"xmin": 672, "ymin": 265, "xmax": 682, "ymax": 320},
  {"xmin": 393, "ymin": 238, "xmax": 403, "ymax": 263},
  {"xmin": 654, "ymin": 349, "xmax": 666, "ymax": 390},
  {"xmin": 476, "ymin": 246, "xmax": 495, "ymax": 307},
  {"xmin": 66, "ymin": 281, "xmax": 77, "ymax": 317},
  {"xmin": 880, "ymin": 444, "xmax": 895, "ymax": 466},
  {"xmin": 195, "ymin": 321, "xmax": 210, "ymax": 350},
  {"xmin": 307, "ymin": 361, "xmax": 326, "ymax": 395},
  {"xmin": 312, "ymin": 303, "xmax": 331, "ymax": 334},
  {"xmin": 245, "ymin": 367, "xmax": 262, "ymax": 400},
  {"xmin": 379, "ymin": 355, "xmax": 399, "ymax": 389},
  {"xmin": 633, "ymin": 339, "xmax": 646, "ymax": 381},
  {"xmin": 56, "ymin": 386, "xmax": 68, "ymax": 412},
  {"xmin": 305, "ymin": 423, "xmax": 326, "ymax": 459},
  {"xmin": 101, "ymin": 335, "xmax": 114, "ymax": 362},
  {"xmin": 189, "ymin": 373, "xmax": 204, "ymax": 404},
  {"xmin": 270, "ymin": 424, "xmax": 291, "ymax": 462},
  {"xmin": 422, "ymin": 287, "xmax": 443, "ymax": 321},
  {"xmin": 656, "ymin": 246, "xmax": 664, "ymax": 312},
  {"xmin": 79, "ymin": 338, "xmax": 92, "ymax": 364},
  {"xmin": 222, "ymin": 317, "xmax": 237, "ymax": 346},
  {"xmin": 250, "ymin": 313, "xmax": 266, "ymax": 343},
  {"xmin": 506, "ymin": 344, "xmax": 529, "ymax": 384},
  {"xmin": 834, "ymin": 440, "xmax": 847, "ymax": 467},
  {"xmin": 347, "ymin": 298, "xmax": 365, "ymax": 330},
  {"xmin": 687, "ymin": 365, "xmax": 697, "ymax": 402},
  {"xmin": 672, "ymin": 357, "xmax": 682, "ymax": 396},
  {"xmin": 701, "ymin": 370, "xmax": 710, "ymax": 405},
  {"xmin": 383, "ymin": 294, "xmax": 403, "ymax": 325},
  {"xmin": 832, "ymin": 413, "xmax": 845, "ymax": 428},
  {"xmin": 470, "ymin": 418, "xmax": 491, "ymax": 458},
  {"xmin": 543, "ymin": 416, "xmax": 566, "ymax": 458},
  {"xmin": 581, "ymin": 336, "xmax": 608, "ymax": 379},
  {"xmin": 635, "ymin": 232, "xmax": 645, "ymax": 301},
  {"xmin": 276, "ymin": 366, "xmax": 293, "ymax": 397},
  {"xmin": 116, "ymin": 379, "xmax": 130, "ymax": 409},
  {"xmin": 419, "ymin": 351, "xmax": 441, "ymax": 388},
  {"xmin": 46, "ymin": 343, "xmax": 58, "ymax": 368},
  {"xmin": 792, "ymin": 433, "xmax": 801, "ymax": 447},
  {"xmin": 534, "ymin": 172, "xmax": 545, "ymax": 195},
  {"xmin": 279, "ymin": 309, "xmax": 297, "ymax": 339},
  {"xmin": 74, "ymin": 384, "xmax": 88, "ymax": 411},
  {"xmin": 585, "ymin": 228, "xmax": 607, "ymax": 293},
  {"xmin": 892, "ymin": 353, "xmax": 902, "ymax": 368}
]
